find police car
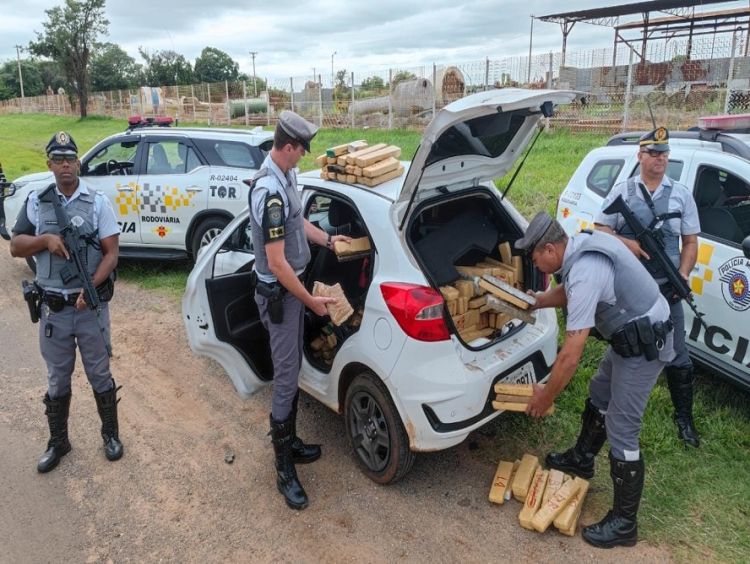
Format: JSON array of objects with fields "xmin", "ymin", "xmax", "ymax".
[
  {"xmin": 0, "ymin": 117, "xmax": 274, "ymax": 262},
  {"xmin": 183, "ymin": 89, "xmax": 580, "ymax": 483},
  {"xmin": 557, "ymin": 115, "xmax": 750, "ymax": 392}
]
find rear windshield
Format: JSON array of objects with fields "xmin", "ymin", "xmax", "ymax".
[{"xmin": 425, "ymin": 111, "xmax": 528, "ymax": 166}]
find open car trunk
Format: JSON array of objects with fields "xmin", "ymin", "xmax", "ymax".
[{"xmin": 407, "ymin": 188, "xmax": 543, "ymax": 346}]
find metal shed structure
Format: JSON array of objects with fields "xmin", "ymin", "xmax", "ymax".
[{"xmin": 537, "ymin": 0, "xmax": 745, "ymax": 67}]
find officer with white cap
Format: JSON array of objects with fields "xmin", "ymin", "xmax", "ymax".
[
  {"xmin": 595, "ymin": 127, "xmax": 702, "ymax": 448},
  {"xmin": 516, "ymin": 211, "xmax": 674, "ymax": 548},
  {"xmin": 10, "ymin": 131, "xmax": 123, "ymax": 473},
  {"xmin": 246, "ymin": 110, "xmax": 350, "ymax": 510}
]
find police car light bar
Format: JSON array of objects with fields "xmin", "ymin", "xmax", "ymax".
[
  {"xmin": 698, "ymin": 114, "xmax": 750, "ymax": 131},
  {"xmin": 127, "ymin": 115, "xmax": 174, "ymax": 129}
]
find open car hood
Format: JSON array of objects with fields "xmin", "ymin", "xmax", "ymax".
[{"xmin": 395, "ymin": 88, "xmax": 580, "ymax": 225}]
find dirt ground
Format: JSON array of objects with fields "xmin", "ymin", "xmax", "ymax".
[{"xmin": 0, "ymin": 244, "xmax": 675, "ymax": 563}]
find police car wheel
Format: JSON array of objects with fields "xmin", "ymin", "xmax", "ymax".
[
  {"xmin": 190, "ymin": 217, "xmax": 229, "ymax": 260},
  {"xmin": 26, "ymin": 256, "xmax": 36, "ymax": 274},
  {"xmin": 344, "ymin": 371, "xmax": 416, "ymax": 485}
]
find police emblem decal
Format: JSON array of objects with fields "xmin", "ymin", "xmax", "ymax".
[
  {"xmin": 718, "ymin": 257, "xmax": 750, "ymax": 311},
  {"xmin": 654, "ymin": 127, "xmax": 667, "ymax": 142},
  {"xmin": 56, "ymin": 131, "xmax": 69, "ymax": 145}
]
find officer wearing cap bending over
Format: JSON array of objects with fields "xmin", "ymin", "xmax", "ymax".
[
  {"xmin": 246, "ymin": 110, "xmax": 350, "ymax": 510},
  {"xmin": 595, "ymin": 127, "xmax": 701, "ymax": 448},
  {"xmin": 517, "ymin": 211, "xmax": 674, "ymax": 548},
  {"xmin": 10, "ymin": 132, "xmax": 123, "ymax": 473}
]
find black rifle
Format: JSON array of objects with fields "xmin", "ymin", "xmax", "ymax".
[
  {"xmin": 603, "ymin": 194, "xmax": 708, "ymax": 329},
  {"xmin": 40, "ymin": 185, "xmax": 113, "ymax": 357}
]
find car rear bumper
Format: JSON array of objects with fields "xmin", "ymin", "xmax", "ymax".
[{"xmin": 388, "ymin": 307, "xmax": 558, "ymax": 451}]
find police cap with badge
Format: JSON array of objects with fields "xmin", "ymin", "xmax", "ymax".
[
  {"xmin": 46, "ymin": 131, "xmax": 78, "ymax": 158},
  {"xmin": 277, "ymin": 110, "xmax": 319, "ymax": 153},
  {"xmin": 639, "ymin": 127, "xmax": 670, "ymax": 153},
  {"xmin": 514, "ymin": 211, "xmax": 555, "ymax": 254}
]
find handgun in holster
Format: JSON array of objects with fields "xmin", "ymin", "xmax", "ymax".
[
  {"xmin": 256, "ymin": 281, "xmax": 284, "ymax": 324},
  {"xmin": 22, "ymin": 280, "xmax": 41, "ymax": 323},
  {"xmin": 635, "ymin": 317, "xmax": 658, "ymax": 361}
]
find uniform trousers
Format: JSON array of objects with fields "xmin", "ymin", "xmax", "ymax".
[
  {"xmin": 589, "ymin": 331, "xmax": 673, "ymax": 461},
  {"xmin": 666, "ymin": 300, "xmax": 691, "ymax": 369},
  {"xmin": 255, "ymin": 290, "xmax": 305, "ymax": 421},
  {"xmin": 40, "ymin": 302, "xmax": 113, "ymax": 398}
]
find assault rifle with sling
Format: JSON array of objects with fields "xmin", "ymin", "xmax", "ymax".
[
  {"xmin": 603, "ymin": 194, "xmax": 708, "ymax": 330},
  {"xmin": 39, "ymin": 186, "xmax": 113, "ymax": 357}
]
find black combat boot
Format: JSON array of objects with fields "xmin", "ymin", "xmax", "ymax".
[
  {"xmin": 582, "ymin": 452, "xmax": 644, "ymax": 548},
  {"xmin": 665, "ymin": 366, "xmax": 700, "ymax": 448},
  {"xmin": 93, "ymin": 381, "xmax": 124, "ymax": 461},
  {"xmin": 546, "ymin": 398, "xmax": 607, "ymax": 479},
  {"xmin": 270, "ymin": 414, "xmax": 309, "ymax": 510},
  {"xmin": 38, "ymin": 393, "xmax": 73, "ymax": 473},
  {"xmin": 290, "ymin": 392, "xmax": 321, "ymax": 464}
]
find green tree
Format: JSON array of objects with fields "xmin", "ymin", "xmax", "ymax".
[
  {"xmin": 194, "ymin": 46, "xmax": 239, "ymax": 83},
  {"xmin": 28, "ymin": 0, "xmax": 109, "ymax": 117},
  {"xmin": 360, "ymin": 75, "xmax": 385, "ymax": 91},
  {"xmin": 139, "ymin": 48, "xmax": 194, "ymax": 85},
  {"xmin": 38, "ymin": 60, "xmax": 68, "ymax": 93},
  {"xmin": 91, "ymin": 42, "xmax": 142, "ymax": 91},
  {"xmin": 0, "ymin": 59, "xmax": 45, "ymax": 100},
  {"xmin": 392, "ymin": 70, "xmax": 417, "ymax": 86},
  {"xmin": 334, "ymin": 69, "xmax": 350, "ymax": 99}
]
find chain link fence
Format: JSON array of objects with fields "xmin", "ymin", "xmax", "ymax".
[{"xmin": 3, "ymin": 32, "xmax": 750, "ymax": 133}]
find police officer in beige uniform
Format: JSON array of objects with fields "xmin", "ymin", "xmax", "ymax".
[
  {"xmin": 247, "ymin": 111, "xmax": 350, "ymax": 510},
  {"xmin": 595, "ymin": 127, "xmax": 701, "ymax": 447},
  {"xmin": 517, "ymin": 211, "xmax": 674, "ymax": 548},
  {"xmin": 10, "ymin": 132, "xmax": 123, "ymax": 473}
]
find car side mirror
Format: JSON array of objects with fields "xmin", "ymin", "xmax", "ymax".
[{"xmin": 743, "ymin": 235, "xmax": 750, "ymax": 259}]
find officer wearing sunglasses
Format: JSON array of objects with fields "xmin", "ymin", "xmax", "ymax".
[
  {"xmin": 593, "ymin": 127, "xmax": 701, "ymax": 450},
  {"xmin": 9, "ymin": 131, "xmax": 124, "ymax": 473}
]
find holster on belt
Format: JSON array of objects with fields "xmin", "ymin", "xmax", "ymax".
[
  {"xmin": 610, "ymin": 317, "xmax": 671, "ymax": 361},
  {"xmin": 22, "ymin": 280, "xmax": 41, "ymax": 323},
  {"xmin": 635, "ymin": 316, "xmax": 658, "ymax": 361},
  {"xmin": 256, "ymin": 281, "xmax": 284, "ymax": 324}
]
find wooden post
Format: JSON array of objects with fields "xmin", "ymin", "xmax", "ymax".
[
  {"xmin": 290, "ymin": 77, "xmax": 295, "ymax": 112},
  {"xmin": 351, "ymin": 71, "xmax": 355, "ymax": 128},
  {"xmin": 485, "ymin": 57, "xmax": 490, "ymax": 91},
  {"xmin": 388, "ymin": 69, "xmax": 393, "ymax": 130},
  {"xmin": 622, "ymin": 49, "xmax": 634, "ymax": 132},
  {"xmin": 206, "ymin": 83, "xmax": 212, "ymax": 125},
  {"xmin": 318, "ymin": 74, "xmax": 323, "ymax": 127},
  {"xmin": 190, "ymin": 84, "xmax": 196, "ymax": 122},
  {"xmin": 432, "ymin": 63, "xmax": 437, "ymax": 116},
  {"xmin": 243, "ymin": 81, "xmax": 248, "ymax": 126},
  {"xmin": 266, "ymin": 77, "xmax": 270, "ymax": 126},
  {"xmin": 225, "ymin": 80, "xmax": 231, "ymax": 124}
]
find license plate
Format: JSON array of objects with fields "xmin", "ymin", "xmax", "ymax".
[{"xmin": 502, "ymin": 361, "xmax": 535, "ymax": 385}]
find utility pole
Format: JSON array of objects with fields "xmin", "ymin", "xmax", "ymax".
[
  {"xmin": 527, "ymin": 16, "xmax": 534, "ymax": 84},
  {"xmin": 249, "ymin": 51, "xmax": 258, "ymax": 96},
  {"xmin": 15, "ymin": 45, "xmax": 25, "ymax": 110},
  {"xmin": 331, "ymin": 51, "xmax": 337, "ymax": 92}
]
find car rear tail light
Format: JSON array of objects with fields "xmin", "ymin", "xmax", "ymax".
[{"xmin": 380, "ymin": 282, "xmax": 450, "ymax": 342}]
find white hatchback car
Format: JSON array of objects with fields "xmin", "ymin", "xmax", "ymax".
[{"xmin": 183, "ymin": 89, "xmax": 578, "ymax": 483}]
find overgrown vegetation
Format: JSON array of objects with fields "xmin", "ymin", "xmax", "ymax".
[{"xmin": 1, "ymin": 114, "xmax": 747, "ymax": 561}]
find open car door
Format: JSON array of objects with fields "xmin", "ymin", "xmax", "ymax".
[{"xmin": 182, "ymin": 210, "xmax": 273, "ymax": 397}]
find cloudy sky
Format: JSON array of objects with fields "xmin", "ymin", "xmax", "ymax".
[{"xmin": 1, "ymin": 0, "xmax": 747, "ymax": 83}]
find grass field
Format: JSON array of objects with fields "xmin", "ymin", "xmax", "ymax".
[{"xmin": 1, "ymin": 114, "xmax": 748, "ymax": 561}]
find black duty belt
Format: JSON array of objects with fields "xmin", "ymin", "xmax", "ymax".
[{"xmin": 42, "ymin": 291, "xmax": 79, "ymax": 311}]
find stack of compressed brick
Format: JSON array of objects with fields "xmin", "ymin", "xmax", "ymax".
[
  {"xmin": 315, "ymin": 141, "xmax": 404, "ymax": 187},
  {"xmin": 438, "ymin": 242, "xmax": 534, "ymax": 343},
  {"xmin": 488, "ymin": 453, "xmax": 590, "ymax": 536}
]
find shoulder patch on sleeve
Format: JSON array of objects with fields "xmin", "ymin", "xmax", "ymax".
[{"xmin": 262, "ymin": 192, "xmax": 286, "ymax": 242}]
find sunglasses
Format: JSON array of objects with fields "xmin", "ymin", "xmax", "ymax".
[
  {"xmin": 640, "ymin": 149, "xmax": 669, "ymax": 158},
  {"xmin": 50, "ymin": 155, "xmax": 78, "ymax": 164}
]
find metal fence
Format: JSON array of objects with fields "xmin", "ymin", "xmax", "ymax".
[{"xmin": 3, "ymin": 31, "xmax": 750, "ymax": 133}]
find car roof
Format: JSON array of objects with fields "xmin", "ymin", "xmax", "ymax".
[
  {"xmin": 607, "ymin": 130, "xmax": 750, "ymax": 160},
  {"xmin": 299, "ymin": 161, "xmax": 412, "ymax": 203},
  {"xmin": 117, "ymin": 126, "xmax": 274, "ymax": 145}
]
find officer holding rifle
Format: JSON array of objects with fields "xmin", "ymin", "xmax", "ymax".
[
  {"xmin": 10, "ymin": 131, "xmax": 123, "ymax": 473},
  {"xmin": 595, "ymin": 127, "xmax": 702, "ymax": 448}
]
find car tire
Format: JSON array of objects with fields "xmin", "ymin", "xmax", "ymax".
[
  {"xmin": 26, "ymin": 256, "xmax": 36, "ymax": 274},
  {"xmin": 344, "ymin": 371, "xmax": 416, "ymax": 484},
  {"xmin": 191, "ymin": 217, "xmax": 229, "ymax": 260}
]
